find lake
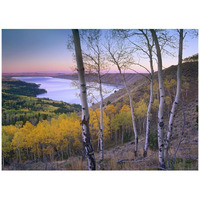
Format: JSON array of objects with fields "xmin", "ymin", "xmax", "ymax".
[{"xmin": 12, "ymin": 76, "xmax": 121, "ymax": 105}]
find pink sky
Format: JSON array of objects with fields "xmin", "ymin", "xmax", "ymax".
[{"xmin": 2, "ymin": 29, "xmax": 198, "ymax": 74}]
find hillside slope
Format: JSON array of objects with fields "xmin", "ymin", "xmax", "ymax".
[
  {"xmin": 2, "ymin": 77, "xmax": 81, "ymax": 126},
  {"xmin": 92, "ymin": 61, "xmax": 198, "ymax": 108},
  {"xmin": 90, "ymin": 61, "xmax": 198, "ymax": 169}
]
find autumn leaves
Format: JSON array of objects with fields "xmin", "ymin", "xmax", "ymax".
[
  {"xmin": 1, "ymin": 101, "xmax": 156, "ymax": 165},
  {"xmin": 2, "ymin": 114, "xmax": 81, "ymax": 165}
]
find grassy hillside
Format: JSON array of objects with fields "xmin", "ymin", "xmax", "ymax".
[
  {"xmin": 88, "ymin": 60, "xmax": 198, "ymax": 170},
  {"xmin": 92, "ymin": 61, "xmax": 198, "ymax": 108}
]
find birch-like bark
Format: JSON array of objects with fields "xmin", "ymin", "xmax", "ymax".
[
  {"xmin": 144, "ymin": 79, "xmax": 153, "ymax": 157},
  {"xmin": 150, "ymin": 29, "xmax": 165, "ymax": 168},
  {"xmin": 98, "ymin": 72, "xmax": 104, "ymax": 160},
  {"xmin": 72, "ymin": 29, "xmax": 96, "ymax": 170},
  {"xmin": 81, "ymin": 30, "xmax": 105, "ymax": 161},
  {"xmin": 165, "ymin": 29, "xmax": 183, "ymax": 159},
  {"xmin": 143, "ymin": 41, "xmax": 154, "ymax": 157},
  {"xmin": 120, "ymin": 70, "xmax": 138, "ymax": 156}
]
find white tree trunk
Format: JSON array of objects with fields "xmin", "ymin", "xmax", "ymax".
[
  {"xmin": 165, "ymin": 29, "xmax": 183, "ymax": 160},
  {"xmin": 141, "ymin": 30, "xmax": 155, "ymax": 157},
  {"xmin": 72, "ymin": 29, "xmax": 96, "ymax": 170},
  {"xmin": 144, "ymin": 59, "xmax": 154, "ymax": 157},
  {"xmin": 120, "ymin": 71, "xmax": 138, "ymax": 156},
  {"xmin": 98, "ymin": 73, "xmax": 104, "ymax": 160},
  {"xmin": 150, "ymin": 29, "xmax": 165, "ymax": 168}
]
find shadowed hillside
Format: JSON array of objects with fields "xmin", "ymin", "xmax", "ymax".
[{"xmin": 92, "ymin": 61, "xmax": 198, "ymax": 109}]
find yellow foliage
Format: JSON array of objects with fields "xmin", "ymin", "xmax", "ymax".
[
  {"xmin": 105, "ymin": 104, "xmax": 117, "ymax": 117},
  {"xmin": 89, "ymin": 108, "xmax": 111, "ymax": 142},
  {"xmin": 152, "ymin": 99, "xmax": 159, "ymax": 110},
  {"xmin": 11, "ymin": 129, "xmax": 25, "ymax": 150},
  {"xmin": 2, "ymin": 125, "xmax": 18, "ymax": 137},
  {"xmin": 117, "ymin": 111, "xmax": 132, "ymax": 127},
  {"xmin": 182, "ymin": 82, "xmax": 189, "ymax": 90},
  {"xmin": 164, "ymin": 76, "xmax": 177, "ymax": 97},
  {"xmin": 135, "ymin": 99, "xmax": 148, "ymax": 118},
  {"xmin": 3, "ymin": 113, "xmax": 82, "ymax": 160},
  {"xmin": 120, "ymin": 105, "xmax": 130, "ymax": 113},
  {"xmin": 165, "ymin": 96, "xmax": 171, "ymax": 105},
  {"xmin": 143, "ymin": 92, "xmax": 150, "ymax": 101},
  {"xmin": 2, "ymin": 126, "xmax": 16, "ymax": 157},
  {"xmin": 109, "ymin": 105, "xmax": 132, "ymax": 132}
]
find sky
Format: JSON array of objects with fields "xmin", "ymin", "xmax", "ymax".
[
  {"xmin": 2, "ymin": 29, "xmax": 198, "ymax": 74},
  {"xmin": 2, "ymin": 29, "xmax": 73, "ymax": 73}
]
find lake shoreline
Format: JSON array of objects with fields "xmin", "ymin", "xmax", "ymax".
[
  {"xmin": 11, "ymin": 76, "xmax": 121, "ymax": 105},
  {"xmin": 3, "ymin": 72, "xmax": 145, "ymax": 88}
]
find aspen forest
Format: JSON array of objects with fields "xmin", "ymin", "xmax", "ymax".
[
  {"xmin": 2, "ymin": 29, "xmax": 198, "ymax": 171},
  {"xmin": 2, "ymin": 2, "xmax": 200, "ymax": 200}
]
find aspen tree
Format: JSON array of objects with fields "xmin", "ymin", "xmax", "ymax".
[
  {"xmin": 72, "ymin": 29, "xmax": 96, "ymax": 170},
  {"xmin": 110, "ymin": 29, "xmax": 155, "ymax": 156},
  {"xmin": 150, "ymin": 29, "xmax": 165, "ymax": 168},
  {"xmin": 138, "ymin": 30, "xmax": 155, "ymax": 157},
  {"xmin": 165, "ymin": 29, "xmax": 184, "ymax": 160},
  {"xmin": 80, "ymin": 30, "xmax": 108, "ymax": 161},
  {"xmin": 105, "ymin": 39, "xmax": 139, "ymax": 156}
]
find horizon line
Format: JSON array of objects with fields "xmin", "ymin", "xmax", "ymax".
[{"xmin": 2, "ymin": 71, "xmax": 148, "ymax": 75}]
